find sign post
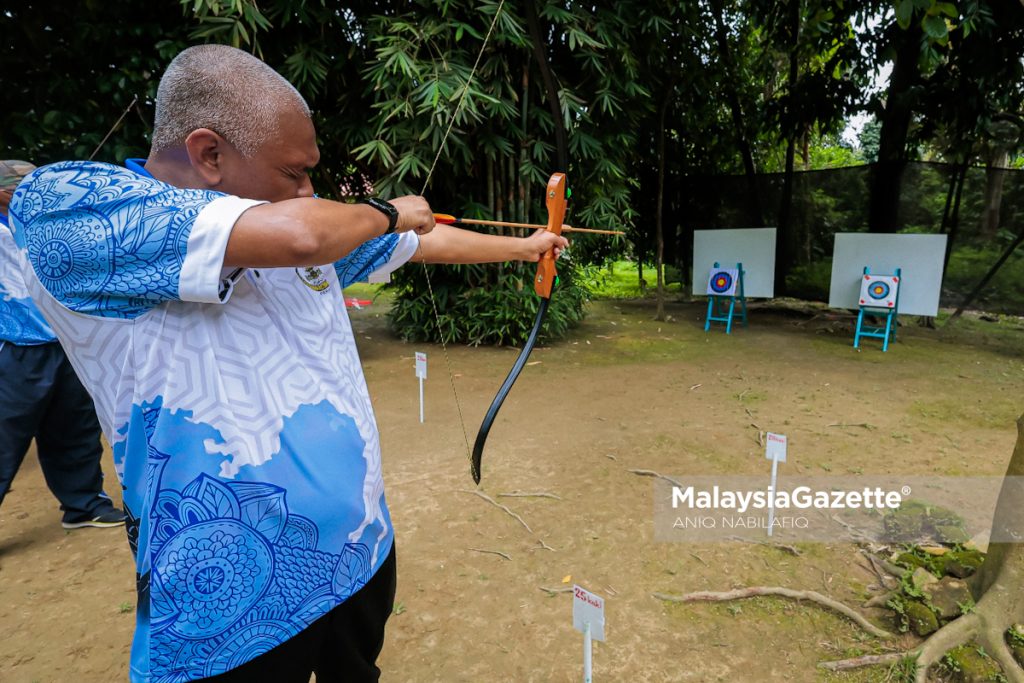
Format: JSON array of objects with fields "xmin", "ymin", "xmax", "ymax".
[
  {"xmin": 765, "ymin": 432, "xmax": 787, "ymax": 537},
  {"xmin": 415, "ymin": 352, "xmax": 427, "ymax": 423},
  {"xmin": 572, "ymin": 585, "xmax": 605, "ymax": 682}
]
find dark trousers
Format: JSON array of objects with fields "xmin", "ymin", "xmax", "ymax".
[
  {"xmin": 199, "ymin": 545, "xmax": 398, "ymax": 683},
  {"xmin": 0, "ymin": 342, "xmax": 112, "ymax": 520}
]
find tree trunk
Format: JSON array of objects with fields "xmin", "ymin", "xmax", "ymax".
[
  {"xmin": 709, "ymin": 0, "xmax": 764, "ymax": 226},
  {"xmin": 487, "ymin": 155, "xmax": 495, "ymax": 216},
  {"xmin": 654, "ymin": 79, "xmax": 674, "ymax": 321},
  {"xmin": 524, "ymin": 0, "xmax": 569, "ymax": 173},
  {"xmin": 974, "ymin": 416, "xmax": 1024, "ymax": 598},
  {"xmin": 868, "ymin": 27, "xmax": 922, "ymax": 232},
  {"xmin": 911, "ymin": 415, "xmax": 1024, "ymax": 682},
  {"xmin": 775, "ymin": 0, "xmax": 801, "ymax": 297},
  {"xmin": 638, "ymin": 248, "xmax": 646, "ymax": 293},
  {"xmin": 942, "ymin": 163, "xmax": 968, "ymax": 277},
  {"xmin": 521, "ymin": 61, "xmax": 531, "ymax": 228},
  {"xmin": 980, "ymin": 150, "xmax": 1010, "ymax": 240}
]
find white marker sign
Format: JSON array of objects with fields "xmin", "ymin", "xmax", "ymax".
[
  {"xmin": 415, "ymin": 352, "xmax": 427, "ymax": 423},
  {"xmin": 573, "ymin": 585, "xmax": 606, "ymax": 640},
  {"xmin": 573, "ymin": 585, "xmax": 605, "ymax": 683},
  {"xmin": 765, "ymin": 432, "xmax": 787, "ymax": 462},
  {"xmin": 765, "ymin": 432, "xmax": 787, "ymax": 537}
]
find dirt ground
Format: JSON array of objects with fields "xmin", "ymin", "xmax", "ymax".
[{"xmin": 2, "ymin": 297, "xmax": 1022, "ymax": 683}]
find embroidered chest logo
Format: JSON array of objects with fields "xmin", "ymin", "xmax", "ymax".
[{"xmin": 296, "ymin": 266, "xmax": 330, "ymax": 292}]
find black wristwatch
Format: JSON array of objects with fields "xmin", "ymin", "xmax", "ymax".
[{"xmin": 363, "ymin": 197, "xmax": 399, "ymax": 234}]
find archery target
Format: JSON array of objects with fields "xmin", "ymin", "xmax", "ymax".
[
  {"xmin": 692, "ymin": 229, "xmax": 776, "ymax": 298},
  {"xmin": 859, "ymin": 274, "xmax": 899, "ymax": 308},
  {"xmin": 706, "ymin": 268, "xmax": 739, "ymax": 296},
  {"xmin": 828, "ymin": 234, "xmax": 946, "ymax": 316}
]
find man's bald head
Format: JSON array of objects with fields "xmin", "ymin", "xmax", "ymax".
[{"xmin": 151, "ymin": 45, "xmax": 311, "ymax": 158}]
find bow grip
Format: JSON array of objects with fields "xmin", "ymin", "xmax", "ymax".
[{"xmin": 534, "ymin": 172, "xmax": 567, "ymax": 299}]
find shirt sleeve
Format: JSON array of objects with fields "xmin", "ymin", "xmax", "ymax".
[
  {"xmin": 8, "ymin": 161, "xmax": 264, "ymax": 319},
  {"xmin": 333, "ymin": 231, "xmax": 419, "ymax": 289}
]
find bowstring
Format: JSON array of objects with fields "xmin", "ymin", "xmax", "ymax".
[
  {"xmin": 89, "ymin": 94, "xmax": 140, "ymax": 161},
  {"xmin": 415, "ymin": 0, "xmax": 507, "ymax": 465}
]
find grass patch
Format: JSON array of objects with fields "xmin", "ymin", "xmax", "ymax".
[
  {"xmin": 912, "ymin": 396, "xmax": 1020, "ymax": 430},
  {"xmin": 582, "ymin": 261, "xmax": 683, "ymax": 299},
  {"xmin": 343, "ymin": 281, "xmax": 386, "ymax": 300}
]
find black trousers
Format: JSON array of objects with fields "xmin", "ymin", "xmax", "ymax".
[
  {"xmin": 199, "ymin": 544, "xmax": 398, "ymax": 683},
  {"xmin": 0, "ymin": 342, "xmax": 112, "ymax": 520}
]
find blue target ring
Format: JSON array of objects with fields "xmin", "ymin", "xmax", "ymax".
[
  {"xmin": 868, "ymin": 281, "xmax": 890, "ymax": 300},
  {"xmin": 710, "ymin": 271, "xmax": 734, "ymax": 294}
]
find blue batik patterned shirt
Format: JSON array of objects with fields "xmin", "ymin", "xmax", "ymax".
[
  {"xmin": 9, "ymin": 160, "xmax": 418, "ymax": 682},
  {"xmin": 0, "ymin": 213, "xmax": 57, "ymax": 345}
]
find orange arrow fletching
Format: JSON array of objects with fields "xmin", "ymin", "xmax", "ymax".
[{"xmin": 433, "ymin": 213, "xmax": 458, "ymax": 224}]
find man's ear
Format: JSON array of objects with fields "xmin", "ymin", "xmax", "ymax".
[{"xmin": 183, "ymin": 128, "xmax": 226, "ymax": 187}]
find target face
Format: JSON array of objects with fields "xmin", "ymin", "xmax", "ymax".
[
  {"xmin": 706, "ymin": 268, "xmax": 739, "ymax": 296},
  {"xmin": 859, "ymin": 274, "xmax": 899, "ymax": 308}
]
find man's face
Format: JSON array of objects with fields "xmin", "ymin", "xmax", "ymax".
[
  {"xmin": 217, "ymin": 105, "xmax": 320, "ymax": 204},
  {"xmin": 0, "ymin": 189, "xmax": 11, "ymax": 217}
]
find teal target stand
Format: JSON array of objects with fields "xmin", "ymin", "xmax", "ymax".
[
  {"xmin": 853, "ymin": 266, "xmax": 902, "ymax": 352},
  {"xmin": 704, "ymin": 262, "xmax": 748, "ymax": 334}
]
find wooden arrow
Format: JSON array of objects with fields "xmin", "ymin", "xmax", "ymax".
[{"xmin": 434, "ymin": 214, "xmax": 624, "ymax": 236}]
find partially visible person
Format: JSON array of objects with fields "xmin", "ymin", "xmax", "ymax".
[
  {"xmin": 8, "ymin": 45, "xmax": 566, "ymax": 683},
  {"xmin": 0, "ymin": 159, "xmax": 125, "ymax": 528}
]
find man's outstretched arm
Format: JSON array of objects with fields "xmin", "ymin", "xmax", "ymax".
[{"xmin": 224, "ymin": 196, "xmax": 435, "ymax": 268}]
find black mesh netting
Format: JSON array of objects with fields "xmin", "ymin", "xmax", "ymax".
[{"xmin": 656, "ymin": 162, "xmax": 1024, "ymax": 314}]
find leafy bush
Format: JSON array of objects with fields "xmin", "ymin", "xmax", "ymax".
[
  {"xmin": 387, "ymin": 261, "xmax": 590, "ymax": 346},
  {"xmin": 785, "ymin": 259, "xmax": 833, "ymax": 302}
]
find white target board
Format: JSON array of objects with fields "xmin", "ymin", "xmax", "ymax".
[
  {"xmin": 829, "ymin": 234, "xmax": 947, "ymax": 316},
  {"xmin": 692, "ymin": 229, "xmax": 777, "ymax": 298},
  {"xmin": 859, "ymin": 273, "xmax": 900, "ymax": 309}
]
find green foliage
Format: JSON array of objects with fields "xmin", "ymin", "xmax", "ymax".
[
  {"xmin": 807, "ymin": 136, "xmax": 862, "ymax": 169},
  {"xmin": 579, "ymin": 261, "xmax": 682, "ymax": 299},
  {"xmin": 944, "ymin": 246, "xmax": 1024, "ymax": 312},
  {"xmin": 1, "ymin": 1, "xmax": 192, "ymax": 163},
  {"xmin": 858, "ymin": 120, "xmax": 882, "ymax": 164},
  {"xmin": 785, "ymin": 260, "xmax": 832, "ymax": 302},
  {"xmin": 4, "ymin": 0, "xmax": 1023, "ymax": 337},
  {"xmin": 387, "ymin": 260, "xmax": 590, "ymax": 346}
]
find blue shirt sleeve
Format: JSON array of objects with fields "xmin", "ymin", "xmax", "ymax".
[
  {"xmin": 333, "ymin": 232, "xmax": 419, "ymax": 289},
  {"xmin": 8, "ymin": 161, "xmax": 262, "ymax": 319}
]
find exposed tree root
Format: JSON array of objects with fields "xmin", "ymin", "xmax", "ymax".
[
  {"xmin": 652, "ymin": 586, "xmax": 893, "ymax": 639},
  {"xmin": 817, "ymin": 652, "xmax": 906, "ymax": 672},
  {"xmin": 820, "ymin": 602, "xmax": 1024, "ymax": 683},
  {"xmin": 468, "ymin": 547, "xmax": 511, "ymax": 560},
  {"xmin": 459, "ymin": 489, "xmax": 533, "ymax": 533},
  {"xmin": 822, "ymin": 414, "xmax": 1024, "ymax": 681},
  {"xmin": 626, "ymin": 468, "xmax": 683, "ymax": 488}
]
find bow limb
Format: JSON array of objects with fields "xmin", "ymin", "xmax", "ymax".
[{"xmin": 470, "ymin": 172, "xmax": 568, "ymax": 484}]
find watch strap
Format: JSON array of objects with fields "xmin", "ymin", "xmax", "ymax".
[{"xmin": 363, "ymin": 197, "xmax": 399, "ymax": 234}]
